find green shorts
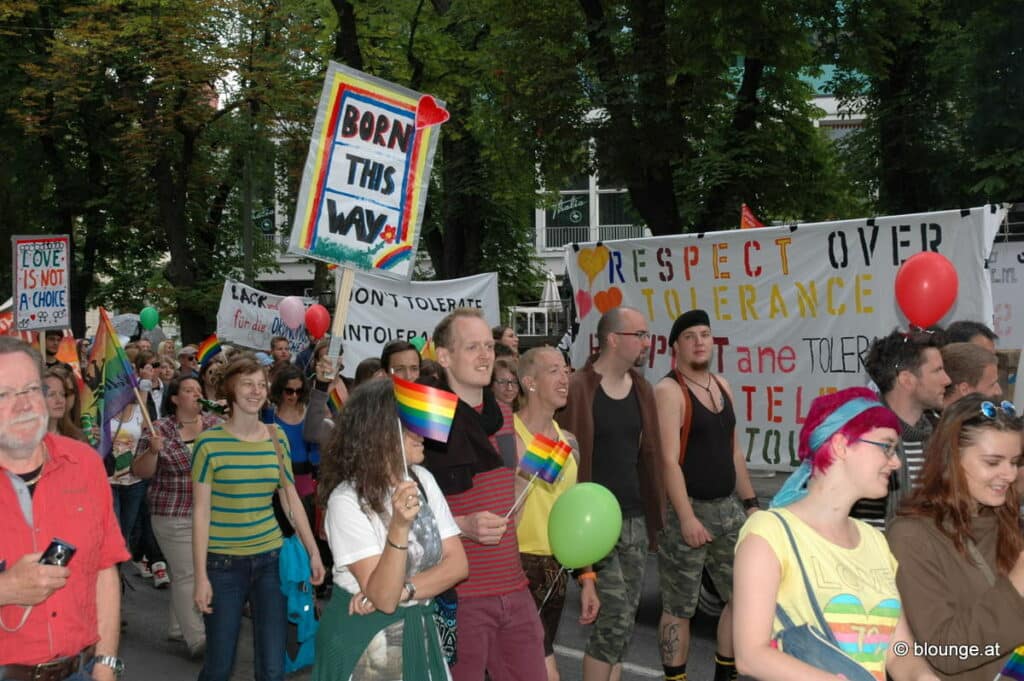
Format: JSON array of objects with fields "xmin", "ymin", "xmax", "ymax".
[
  {"xmin": 585, "ymin": 515, "xmax": 648, "ymax": 665},
  {"xmin": 657, "ymin": 495, "xmax": 746, "ymax": 619}
]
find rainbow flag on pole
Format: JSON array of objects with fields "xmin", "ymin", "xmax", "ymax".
[
  {"xmin": 520, "ymin": 434, "xmax": 571, "ymax": 484},
  {"xmin": 392, "ymin": 375, "xmax": 458, "ymax": 443},
  {"xmin": 196, "ymin": 334, "xmax": 222, "ymax": 368},
  {"xmin": 83, "ymin": 308, "xmax": 140, "ymax": 457}
]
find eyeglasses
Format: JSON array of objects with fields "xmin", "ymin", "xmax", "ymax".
[
  {"xmin": 282, "ymin": 387, "xmax": 304, "ymax": 396},
  {"xmin": 980, "ymin": 400, "xmax": 1017, "ymax": 419},
  {"xmin": 858, "ymin": 438, "xmax": 901, "ymax": 459},
  {"xmin": 493, "ymin": 378, "xmax": 518, "ymax": 388},
  {"xmin": 613, "ymin": 331, "xmax": 651, "ymax": 340},
  {"xmin": 0, "ymin": 384, "xmax": 46, "ymax": 406}
]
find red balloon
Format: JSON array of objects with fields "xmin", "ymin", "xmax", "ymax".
[
  {"xmin": 894, "ymin": 252, "xmax": 958, "ymax": 328},
  {"xmin": 304, "ymin": 304, "xmax": 331, "ymax": 340}
]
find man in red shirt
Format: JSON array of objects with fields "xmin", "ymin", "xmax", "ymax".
[{"xmin": 0, "ymin": 337, "xmax": 129, "ymax": 680}]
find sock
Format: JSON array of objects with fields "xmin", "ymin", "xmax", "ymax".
[
  {"xmin": 713, "ymin": 653, "xmax": 737, "ymax": 681},
  {"xmin": 663, "ymin": 663, "xmax": 686, "ymax": 681}
]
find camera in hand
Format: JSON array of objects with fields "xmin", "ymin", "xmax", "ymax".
[{"xmin": 39, "ymin": 538, "xmax": 77, "ymax": 567}]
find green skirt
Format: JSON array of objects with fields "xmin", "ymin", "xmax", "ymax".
[{"xmin": 312, "ymin": 589, "xmax": 451, "ymax": 681}]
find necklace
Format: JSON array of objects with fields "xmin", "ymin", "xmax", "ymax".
[
  {"xmin": 678, "ymin": 370, "xmax": 718, "ymax": 411},
  {"xmin": 178, "ymin": 417, "xmax": 199, "ymax": 425}
]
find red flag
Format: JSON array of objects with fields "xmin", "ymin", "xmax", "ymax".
[{"xmin": 740, "ymin": 203, "xmax": 765, "ymax": 229}]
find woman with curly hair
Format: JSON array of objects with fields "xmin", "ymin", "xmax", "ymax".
[
  {"xmin": 887, "ymin": 395, "xmax": 1024, "ymax": 681},
  {"xmin": 733, "ymin": 387, "xmax": 939, "ymax": 681},
  {"xmin": 314, "ymin": 379, "xmax": 468, "ymax": 681}
]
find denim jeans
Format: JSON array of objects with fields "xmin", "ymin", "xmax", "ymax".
[
  {"xmin": 112, "ymin": 481, "xmax": 147, "ymax": 549},
  {"xmin": 198, "ymin": 549, "xmax": 286, "ymax": 681}
]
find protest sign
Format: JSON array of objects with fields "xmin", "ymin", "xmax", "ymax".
[
  {"xmin": 340, "ymin": 270, "xmax": 499, "ymax": 377},
  {"xmin": 564, "ymin": 206, "xmax": 1005, "ymax": 471},
  {"xmin": 289, "ymin": 62, "xmax": 447, "ymax": 279},
  {"xmin": 12, "ymin": 235, "xmax": 70, "ymax": 332},
  {"xmin": 216, "ymin": 280, "xmax": 311, "ymax": 354},
  {"xmin": 988, "ymin": 241, "xmax": 1024, "ymax": 350}
]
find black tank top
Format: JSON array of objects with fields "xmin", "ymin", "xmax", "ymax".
[{"xmin": 681, "ymin": 383, "xmax": 736, "ymax": 500}]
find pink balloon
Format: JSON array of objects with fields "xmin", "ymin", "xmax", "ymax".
[
  {"xmin": 278, "ymin": 296, "xmax": 306, "ymax": 331},
  {"xmin": 305, "ymin": 304, "xmax": 330, "ymax": 340}
]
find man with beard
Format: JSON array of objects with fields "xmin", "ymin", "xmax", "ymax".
[
  {"xmin": 654, "ymin": 310, "xmax": 757, "ymax": 681},
  {"xmin": 420, "ymin": 308, "xmax": 546, "ymax": 681},
  {"xmin": 556, "ymin": 306, "xmax": 664, "ymax": 681},
  {"xmin": 0, "ymin": 337, "xmax": 129, "ymax": 680},
  {"xmin": 856, "ymin": 328, "xmax": 950, "ymax": 529}
]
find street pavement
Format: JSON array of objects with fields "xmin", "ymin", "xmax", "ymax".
[{"xmin": 120, "ymin": 474, "xmax": 781, "ymax": 680}]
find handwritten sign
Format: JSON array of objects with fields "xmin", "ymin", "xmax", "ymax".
[
  {"xmin": 341, "ymin": 270, "xmax": 499, "ymax": 377},
  {"xmin": 216, "ymin": 280, "xmax": 311, "ymax": 354},
  {"xmin": 12, "ymin": 235, "xmax": 70, "ymax": 332},
  {"xmin": 988, "ymin": 241, "xmax": 1024, "ymax": 350},
  {"xmin": 564, "ymin": 206, "xmax": 1005, "ymax": 471},
  {"xmin": 288, "ymin": 62, "xmax": 447, "ymax": 279}
]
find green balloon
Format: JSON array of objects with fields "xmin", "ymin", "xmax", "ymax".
[
  {"xmin": 547, "ymin": 482, "xmax": 622, "ymax": 569},
  {"xmin": 139, "ymin": 306, "xmax": 160, "ymax": 330}
]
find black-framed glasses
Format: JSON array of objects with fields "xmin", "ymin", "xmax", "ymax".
[
  {"xmin": 613, "ymin": 331, "xmax": 651, "ymax": 340},
  {"xmin": 282, "ymin": 387, "xmax": 304, "ymax": 396},
  {"xmin": 858, "ymin": 438, "xmax": 901, "ymax": 459},
  {"xmin": 980, "ymin": 400, "xmax": 1017, "ymax": 419}
]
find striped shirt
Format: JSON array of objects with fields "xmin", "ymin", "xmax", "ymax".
[
  {"xmin": 192, "ymin": 424, "xmax": 294, "ymax": 555},
  {"xmin": 445, "ymin": 466, "xmax": 528, "ymax": 598},
  {"xmin": 852, "ymin": 437, "xmax": 926, "ymax": 531}
]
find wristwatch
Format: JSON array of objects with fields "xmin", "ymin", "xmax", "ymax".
[
  {"xmin": 404, "ymin": 581, "xmax": 417, "ymax": 602},
  {"xmin": 93, "ymin": 655, "xmax": 125, "ymax": 677}
]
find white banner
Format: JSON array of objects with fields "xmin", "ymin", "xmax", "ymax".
[
  {"xmin": 988, "ymin": 241, "xmax": 1024, "ymax": 350},
  {"xmin": 564, "ymin": 206, "xmax": 1005, "ymax": 471},
  {"xmin": 216, "ymin": 280, "xmax": 311, "ymax": 354},
  {"xmin": 340, "ymin": 270, "xmax": 499, "ymax": 377}
]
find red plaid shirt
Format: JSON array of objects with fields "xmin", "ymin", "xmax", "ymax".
[{"xmin": 141, "ymin": 413, "xmax": 222, "ymax": 517}]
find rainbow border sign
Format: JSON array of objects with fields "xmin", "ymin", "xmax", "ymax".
[{"xmin": 289, "ymin": 62, "xmax": 447, "ymax": 280}]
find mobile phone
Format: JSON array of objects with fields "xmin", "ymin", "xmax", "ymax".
[{"xmin": 39, "ymin": 538, "xmax": 76, "ymax": 567}]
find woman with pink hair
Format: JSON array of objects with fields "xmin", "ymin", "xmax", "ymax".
[{"xmin": 732, "ymin": 387, "xmax": 939, "ymax": 681}]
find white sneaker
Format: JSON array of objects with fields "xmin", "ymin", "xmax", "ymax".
[
  {"xmin": 132, "ymin": 560, "xmax": 152, "ymax": 578},
  {"xmin": 151, "ymin": 561, "xmax": 170, "ymax": 589}
]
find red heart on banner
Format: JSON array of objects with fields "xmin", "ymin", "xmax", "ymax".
[
  {"xmin": 575, "ymin": 290, "xmax": 593, "ymax": 319},
  {"xmin": 415, "ymin": 95, "xmax": 450, "ymax": 130},
  {"xmin": 30, "ymin": 314, "xmax": 36, "ymax": 320},
  {"xmin": 594, "ymin": 287, "xmax": 623, "ymax": 314}
]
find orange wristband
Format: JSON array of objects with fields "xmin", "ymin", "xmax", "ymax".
[{"xmin": 577, "ymin": 571, "xmax": 597, "ymax": 585}]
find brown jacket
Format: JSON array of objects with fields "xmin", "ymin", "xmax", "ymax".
[
  {"xmin": 556, "ymin": 360, "xmax": 665, "ymax": 546},
  {"xmin": 887, "ymin": 513, "xmax": 1024, "ymax": 681}
]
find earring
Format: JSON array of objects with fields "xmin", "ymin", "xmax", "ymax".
[{"xmin": 528, "ymin": 386, "xmax": 536, "ymax": 392}]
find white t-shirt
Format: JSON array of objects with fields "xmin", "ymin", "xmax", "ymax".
[
  {"xmin": 326, "ymin": 464, "xmax": 460, "ymax": 604},
  {"xmin": 110, "ymin": 405, "xmax": 144, "ymax": 486}
]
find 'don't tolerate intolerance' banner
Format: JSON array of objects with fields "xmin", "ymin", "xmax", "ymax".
[
  {"xmin": 564, "ymin": 206, "xmax": 1006, "ymax": 471},
  {"xmin": 288, "ymin": 62, "xmax": 447, "ymax": 279}
]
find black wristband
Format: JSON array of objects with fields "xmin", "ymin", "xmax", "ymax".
[
  {"xmin": 742, "ymin": 497, "xmax": 761, "ymax": 510},
  {"xmin": 314, "ymin": 379, "xmax": 331, "ymax": 392}
]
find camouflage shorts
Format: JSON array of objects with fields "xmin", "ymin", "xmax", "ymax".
[
  {"xmin": 585, "ymin": 515, "xmax": 648, "ymax": 665},
  {"xmin": 657, "ymin": 495, "xmax": 746, "ymax": 618}
]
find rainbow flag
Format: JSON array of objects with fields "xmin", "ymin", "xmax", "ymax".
[
  {"xmin": 999, "ymin": 645, "xmax": 1024, "ymax": 680},
  {"xmin": 196, "ymin": 334, "xmax": 222, "ymax": 368},
  {"xmin": 520, "ymin": 433, "xmax": 570, "ymax": 484},
  {"xmin": 392, "ymin": 375, "xmax": 458, "ymax": 443},
  {"xmin": 83, "ymin": 308, "xmax": 140, "ymax": 457},
  {"xmin": 326, "ymin": 384, "xmax": 345, "ymax": 417}
]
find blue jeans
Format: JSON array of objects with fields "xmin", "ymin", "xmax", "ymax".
[
  {"xmin": 112, "ymin": 481, "xmax": 147, "ymax": 549},
  {"xmin": 198, "ymin": 549, "xmax": 286, "ymax": 681}
]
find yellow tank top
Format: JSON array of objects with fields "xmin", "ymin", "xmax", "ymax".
[{"xmin": 514, "ymin": 414, "xmax": 579, "ymax": 555}]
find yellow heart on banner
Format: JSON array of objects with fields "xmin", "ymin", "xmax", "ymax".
[{"xmin": 577, "ymin": 245, "xmax": 609, "ymax": 287}]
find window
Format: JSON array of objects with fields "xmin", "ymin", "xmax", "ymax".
[{"xmin": 539, "ymin": 175, "xmax": 647, "ymax": 250}]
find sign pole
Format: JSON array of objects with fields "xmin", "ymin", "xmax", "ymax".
[{"xmin": 328, "ymin": 267, "xmax": 356, "ymax": 366}]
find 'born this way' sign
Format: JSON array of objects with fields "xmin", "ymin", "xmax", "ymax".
[{"xmin": 288, "ymin": 62, "xmax": 448, "ymax": 280}]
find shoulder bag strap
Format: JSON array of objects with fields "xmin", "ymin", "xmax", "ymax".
[
  {"xmin": 671, "ymin": 369, "xmax": 694, "ymax": 467},
  {"xmin": 268, "ymin": 424, "xmax": 295, "ymax": 526},
  {"xmin": 769, "ymin": 510, "xmax": 839, "ymax": 646},
  {"xmin": 965, "ymin": 539, "xmax": 996, "ymax": 587}
]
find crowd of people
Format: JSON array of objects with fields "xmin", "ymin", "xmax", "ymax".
[{"xmin": 0, "ymin": 307, "xmax": 1022, "ymax": 681}]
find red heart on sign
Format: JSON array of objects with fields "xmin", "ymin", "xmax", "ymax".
[
  {"xmin": 416, "ymin": 95, "xmax": 450, "ymax": 130},
  {"xmin": 594, "ymin": 287, "xmax": 623, "ymax": 314},
  {"xmin": 30, "ymin": 314, "xmax": 36, "ymax": 320}
]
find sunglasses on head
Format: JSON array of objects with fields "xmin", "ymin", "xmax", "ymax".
[{"xmin": 979, "ymin": 400, "xmax": 1017, "ymax": 419}]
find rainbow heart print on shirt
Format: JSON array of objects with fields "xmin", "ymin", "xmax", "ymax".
[{"xmin": 824, "ymin": 594, "xmax": 900, "ymax": 681}]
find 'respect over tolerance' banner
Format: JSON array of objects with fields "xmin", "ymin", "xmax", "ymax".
[{"xmin": 289, "ymin": 62, "xmax": 448, "ymax": 279}]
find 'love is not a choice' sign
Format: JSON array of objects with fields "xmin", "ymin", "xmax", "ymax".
[{"xmin": 12, "ymin": 235, "xmax": 70, "ymax": 332}]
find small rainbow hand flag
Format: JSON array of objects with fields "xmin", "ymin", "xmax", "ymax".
[
  {"xmin": 196, "ymin": 334, "xmax": 222, "ymax": 368},
  {"xmin": 392, "ymin": 375, "xmax": 458, "ymax": 443},
  {"xmin": 520, "ymin": 434, "xmax": 571, "ymax": 484},
  {"xmin": 999, "ymin": 645, "xmax": 1024, "ymax": 680},
  {"xmin": 326, "ymin": 384, "xmax": 345, "ymax": 417}
]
